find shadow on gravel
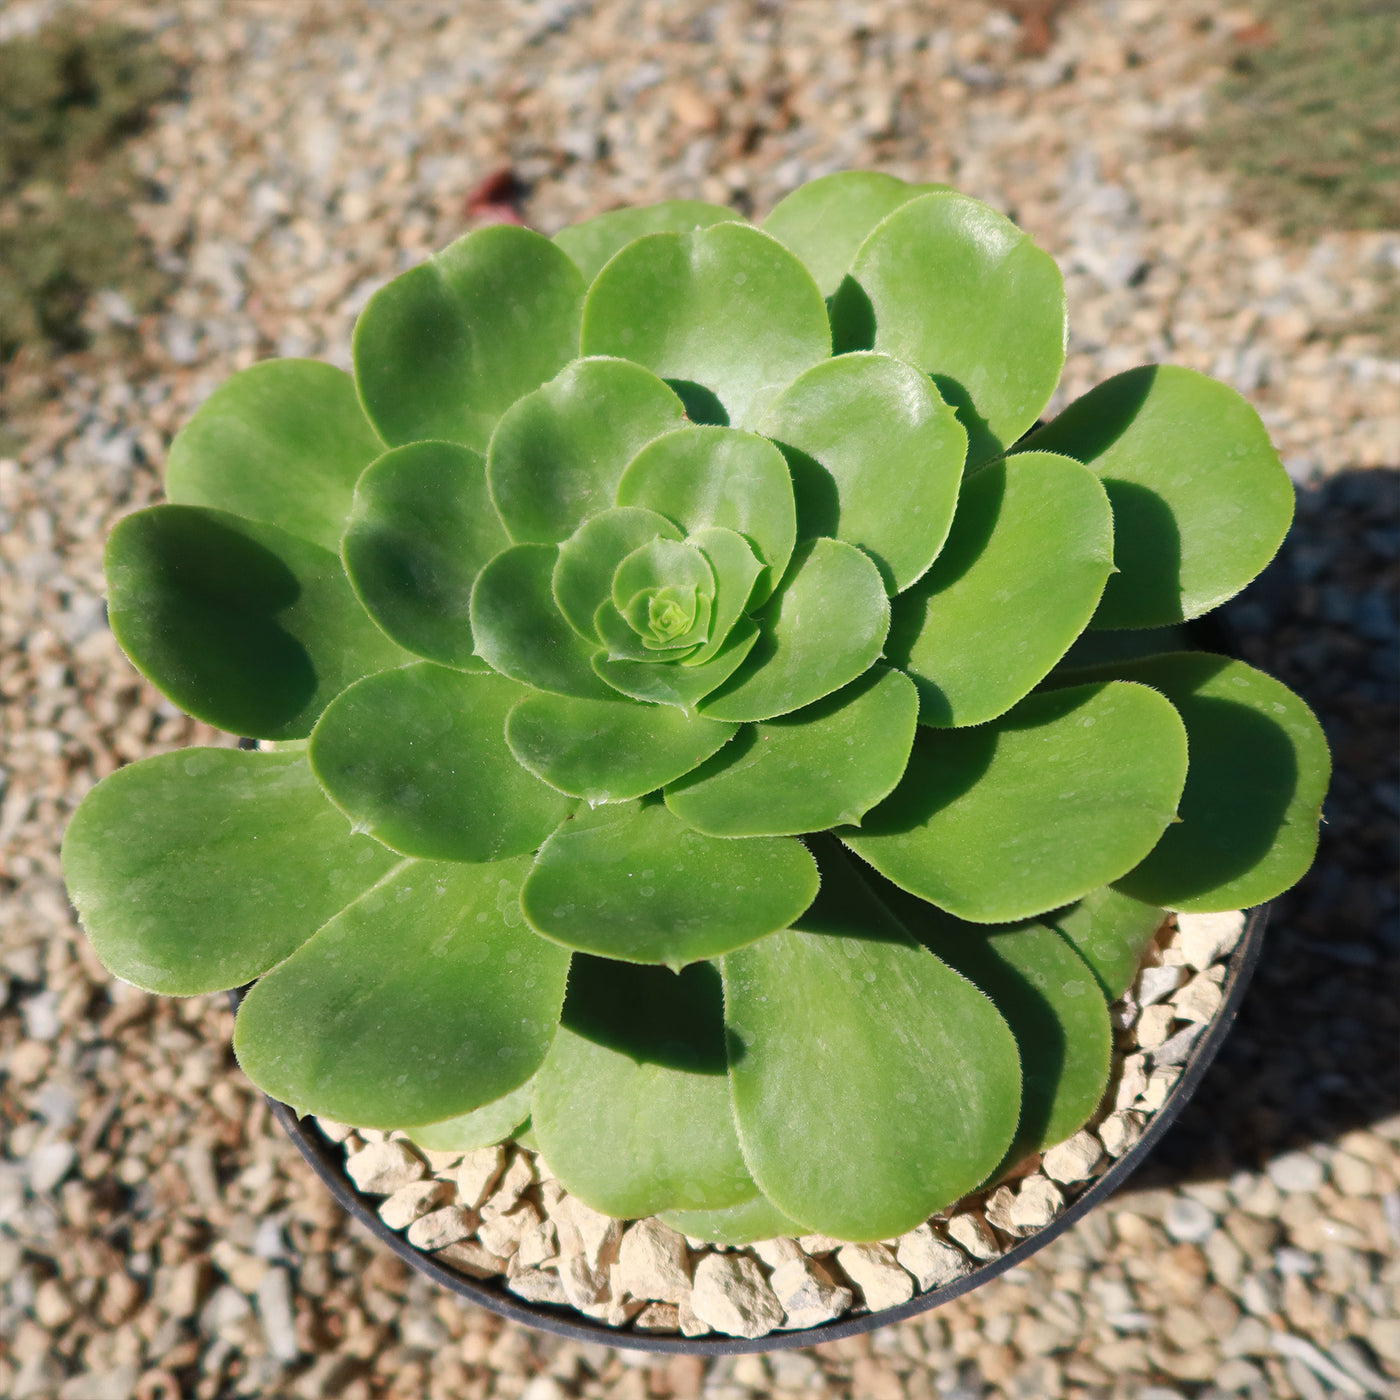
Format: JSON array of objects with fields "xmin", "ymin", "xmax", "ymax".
[{"xmin": 1136, "ymin": 466, "xmax": 1400, "ymax": 1187}]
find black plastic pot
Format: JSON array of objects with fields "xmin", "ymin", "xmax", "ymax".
[{"xmin": 238, "ymin": 902, "xmax": 1268, "ymax": 1355}]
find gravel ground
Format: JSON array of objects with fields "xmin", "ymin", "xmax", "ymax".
[{"xmin": 0, "ymin": 2, "xmax": 1396, "ymax": 1398}]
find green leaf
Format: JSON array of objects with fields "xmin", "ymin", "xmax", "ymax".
[
  {"xmin": 907, "ymin": 900, "xmax": 1112, "ymax": 1159},
  {"xmin": 506, "ymin": 694, "xmax": 737, "ymax": 804},
  {"xmin": 723, "ymin": 843, "xmax": 1021, "ymax": 1240},
  {"xmin": 470, "ymin": 544, "xmax": 612, "ymax": 699},
  {"xmin": 612, "ymin": 537, "xmax": 715, "ymax": 650},
  {"xmin": 759, "ymin": 352, "xmax": 967, "ymax": 593},
  {"xmin": 1046, "ymin": 885, "xmax": 1166, "ymax": 1000},
  {"xmin": 341, "ymin": 440, "xmax": 507, "ymax": 671},
  {"xmin": 531, "ymin": 958, "xmax": 756, "ymax": 1216},
  {"xmin": 552, "ymin": 507, "xmax": 680, "ymax": 640},
  {"xmin": 404, "ymin": 1080, "xmax": 534, "ymax": 1151},
  {"xmin": 521, "ymin": 799, "xmax": 819, "ymax": 966},
  {"xmin": 309, "ymin": 664, "xmax": 575, "ymax": 862},
  {"xmin": 581, "ymin": 223, "xmax": 831, "ymax": 429},
  {"xmin": 1050, "ymin": 653, "xmax": 1330, "ymax": 911},
  {"xmin": 761, "ymin": 170, "xmax": 951, "ymax": 299},
  {"xmin": 885, "ymin": 452, "xmax": 1115, "ymax": 727},
  {"xmin": 840, "ymin": 191, "xmax": 1066, "ymax": 463},
  {"xmin": 699, "ymin": 538, "xmax": 890, "ymax": 723},
  {"xmin": 660, "ymin": 1193, "xmax": 804, "ymax": 1248},
  {"xmin": 106, "ymin": 505, "xmax": 409, "ymax": 740},
  {"xmin": 840, "ymin": 681, "xmax": 1189, "ymax": 923},
  {"xmin": 233, "ymin": 856, "xmax": 570, "ymax": 1128},
  {"xmin": 553, "ymin": 200, "xmax": 745, "ymax": 283},
  {"xmin": 164, "ymin": 359, "xmax": 384, "ymax": 552},
  {"xmin": 616, "ymin": 426, "xmax": 797, "ymax": 598},
  {"xmin": 61, "ymin": 748, "xmax": 398, "ymax": 996},
  {"xmin": 666, "ymin": 666, "xmax": 919, "ymax": 836},
  {"xmin": 487, "ymin": 357, "xmax": 685, "ymax": 544},
  {"xmin": 353, "ymin": 225, "xmax": 584, "ymax": 451},
  {"xmin": 593, "ymin": 618, "xmax": 760, "ymax": 710},
  {"xmin": 684, "ymin": 527, "xmax": 765, "ymax": 665},
  {"xmin": 1017, "ymin": 366, "xmax": 1295, "ymax": 628},
  {"xmin": 593, "ymin": 596, "xmax": 698, "ymax": 663}
]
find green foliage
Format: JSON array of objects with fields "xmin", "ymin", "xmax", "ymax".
[
  {"xmin": 0, "ymin": 18, "xmax": 178, "ymax": 358},
  {"xmin": 1198, "ymin": 0, "xmax": 1400, "ymax": 237},
  {"xmin": 64, "ymin": 175, "xmax": 1327, "ymax": 1244}
]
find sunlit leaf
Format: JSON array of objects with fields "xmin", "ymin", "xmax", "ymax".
[
  {"xmin": 554, "ymin": 200, "xmax": 745, "ymax": 283},
  {"xmin": 404, "ymin": 1080, "xmax": 534, "ymax": 1152},
  {"xmin": 593, "ymin": 618, "xmax": 760, "ymax": 710},
  {"xmin": 1047, "ymin": 885, "xmax": 1167, "ymax": 1000},
  {"xmin": 660, "ymin": 1193, "xmax": 805, "ymax": 1247}
]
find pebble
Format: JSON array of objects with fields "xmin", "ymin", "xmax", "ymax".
[
  {"xmin": 1007, "ymin": 1176, "xmax": 1065, "ymax": 1232},
  {"xmin": 615, "ymin": 1219, "xmax": 691, "ymax": 1305},
  {"xmin": 405, "ymin": 1206, "xmax": 474, "ymax": 1251},
  {"xmin": 769, "ymin": 1256, "xmax": 853, "ymax": 1329},
  {"xmin": 344, "ymin": 1140, "xmax": 424, "ymax": 1195},
  {"xmin": 376, "ymin": 1179, "xmax": 451, "ymax": 1230},
  {"xmin": 1268, "ymin": 1152, "xmax": 1328, "ymax": 1195},
  {"xmin": 895, "ymin": 1225, "xmax": 973, "ymax": 1291},
  {"xmin": 1042, "ymin": 1131, "xmax": 1103, "ymax": 1184},
  {"xmin": 835, "ymin": 1244, "xmax": 915, "ymax": 1310},
  {"xmin": 689, "ymin": 1255, "xmax": 784, "ymax": 1340},
  {"xmin": 946, "ymin": 1211, "xmax": 1002, "ymax": 1261},
  {"xmin": 1164, "ymin": 1196, "xmax": 1217, "ymax": 1244}
]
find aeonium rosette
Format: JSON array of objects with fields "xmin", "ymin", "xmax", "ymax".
[{"xmin": 62, "ymin": 173, "xmax": 1329, "ymax": 1244}]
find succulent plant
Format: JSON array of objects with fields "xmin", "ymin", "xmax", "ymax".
[{"xmin": 63, "ymin": 173, "xmax": 1330, "ymax": 1246}]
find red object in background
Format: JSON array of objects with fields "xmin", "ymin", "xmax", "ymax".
[
  {"xmin": 1002, "ymin": 0, "xmax": 1079, "ymax": 57},
  {"xmin": 464, "ymin": 168, "xmax": 525, "ymax": 226}
]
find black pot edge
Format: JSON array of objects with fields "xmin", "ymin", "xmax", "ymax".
[{"xmin": 234, "ymin": 902, "xmax": 1269, "ymax": 1356}]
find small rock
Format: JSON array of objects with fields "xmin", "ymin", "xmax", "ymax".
[
  {"xmin": 1137, "ymin": 1066, "xmax": 1182, "ymax": 1113},
  {"xmin": 983, "ymin": 1184, "xmax": 1019, "ymax": 1234},
  {"xmin": 633, "ymin": 1302, "xmax": 680, "ymax": 1331},
  {"xmin": 455, "ymin": 1146, "xmax": 506, "ymax": 1209},
  {"xmin": 378, "ymin": 1179, "xmax": 451, "ymax": 1230},
  {"xmin": 1164, "ymin": 1196, "xmax": 1216, "ymax": 1244},
  {"xmin": 482, "ymin": 1151, "xmax": 536, "ymax": 1216},
  {"xmin": 406, "ymin": 1205, "xmax": 474, "ymax": 1251},
  {"xmin": 1098, "ymin": 1110, "xmax": 1147, "ymax": 1158},
  {"xmin": 553, "ymin": 1195, "xmax": 622, "ymax": 1271},
  {"xmin": 505, "ymin": 1266, "xmax": 569, "ymax": 1305},
  {"xmin": 345, "ymin": 1140, "xmax": 425, "ymax": 1195},
  {"xmin": 1008, "ymin": 1176, "xmax": 1064, "ymax": 1232},
  {"xmin": 1151, "ymin": 1021, "xmax": 1207, "ymax": 1067},
  {"xmin": 796, "ymin": 1234, "xmax": 843, "ymax": 1255},
  {"xmin": 1137, "ymin": 964, "xmax": 1185, "ymax": 1006},
  {"xmin": 555, "ymin": 1254, "xmax": 609, "ymax": 1309},
  {"xmin": 516, "ymin": 1215, "xmax": 558, "ymax": 1269},
  {"xmin": 420, "ymin": 1148, "xmax": 466, "ymax": 1174},
  {"xmin": 27, "ymin": 1141, "xmax": 77, "ymax": 1195},
  {"xmin": 835, "ymin": 1242, "xmax": 915, "ymax": 1310},
  {"xmin": 689, "ymin": 1254, "xmax": 784, "ymax": 1339},
  {"xmin": 1328, "ymin": 1152, "xmax": 1374, "ymax": 1197},
  {"xmin": 1135, "ymin": 1003, "xmax": 1176, "ymax": 1050},
  {"xmin": 770, "ymin": 1255, "xmax": 853, "ymax": 1328},
  {"xmin": 750, "ymin": 1236, "xmax": 802, "ymax": 1268},
  {"xmin": 315, "ymin": 1117, "xmax": 355, "ymax": 1143},
  {"xmin": 1171, "ymin": 968, "xmax": 1225, "ymax": 1023},
  {"xmin": 57, "ymin": 1365, "xmax": 139, "ymax": 1400},
  {"xmin": 434, "ymin": 1240, "xmax": 508, "ymax": 1280},
  {"xmin": 946, "ymin": 1210, "xmax": 1001, "ymax": 1259},
  {"xmin": 1266, "ymin": 1151, "xmax": 1325, "ymax": 1195},
  {"xmin": 1115, "ymin": 1052, "xmax": 1150, "ymax": 1109},
  {"xmin": 895, "ymin": 1224, "xmax": 972, "ymax": 1290},
  {"xmin": 1205, "ymin": 1229, "xmax": 1245, "ymax": 1291},
  {"xmin": 478, "ymin": 1201, "xmax": 542, "ymax": 1260},
  {"xmin": 255, "ymin": 1265, "xmax": 300, "ymax": 1363},
  {"xmin": 1042, "ymin": 1131, "xmax": 1103, "ymax": 1183},
  {"xmin": 616, "ymin": 1218, "xmax": 692, "ymax": 1304},
  {"xmin": 1221, "ymin": 1315, "xmax": 1271, "ymax": 1357},
  {"xmin": 1171, "ymin": 910, "xmax": 1245, "ymax": 969},
  {"xmin": 677, "ymin": 1290, "xmax": 712, "ymax": 1337}
]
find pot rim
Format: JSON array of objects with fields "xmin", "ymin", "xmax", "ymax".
[{"xmin": 238, "ymin": 901, "xmax": 1269, "ymax": 1355}]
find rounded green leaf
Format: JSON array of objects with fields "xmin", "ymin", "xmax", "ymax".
[
  {"xmin": 521, "ymin": 799, "xmax": 819, "ymax": 966},
  {"xmin": 404, "ymin": 1080, "xmax": 533, "ymax": 1152},
  {"xmin": 699, "ymin": 538, "xmax": 890, "ymax": 723},
  {"xmin": 841, "ymin": 191, "xmax": 1066, "ymax": 463},
  {"xmin": 759, "ymin": 352, "xmax": 968, "ymax": 593},
  {"xmin": 616, "ymin": 426, "xmax": 797, "ymax": 596},
  {"xmin": 840, "ymin": 681, "xmax": 1189, "ymax": 923},
  {"xmin": 553, "ymin": 199, "xmax": 745, "ymax": 284},
  {"xmin": 660, "ymin": 1193, "xmax": 804, "ymax": 1248},
  {"xmin": 886, "ymin": 452, "xmax": 1115, "ymax": 728},
  {"xmin": 552, "ymin": 506, "xmax": 680, "ymax": 640},
  {"xmin": 1053, "ymin": 653, "xmax": 1330, "ymax": 911},
  {"xmin": 531, "ymin": 958, "xmax": 755, "ymax": 1217},
  {"xmin": 612, "ymin": 537, "xmax": 715, "ymax": 649},
  {"xmin": 1047, "ymin": 885, "xmax": 1167, "ymax": 1000},
  {"xmin": 593, "ymin": 596, "xmax": 699, "ymax": 663},
  {"xmin": 353, "ymin": 225, "xmax": 584, "ymax": 451},
  {"xmin": 233, "ymin": 856, "xmax": 570, "ymax": 1128},
  {"xmin": 61, "ymin": 748, "xmax": 398, "ymax": 996},
  {"xmin": 470, "ymin": 544, "xmax": 612, "ymax": 699},
  {"xmin": 666, "ymin": 666, "xmax": 918, "ymax": 836},
  {"xmin": 506, "ymin": 692, "xmax": 737, "ymax": 804},
  {"xmin": 309, "ymin": 663, "xmax": 575, "ymax": 863},
  {"xmin": 723, "ymin": 844, "xmax": 1021, "ymax": 1240},
  {"xmin": 593, "ymin": 618, "xmax": 759, "ymax": 711},
  {"xmin": 342, "ymin": 440, "xmax": 507, "ymax": 671},
  {"xmin": 910, "ymin": 903, "xmax": 1112, "ymax": 1158},
  {"xmin": 685, "ymin": 527, "xmax": 765, "ymax": 665},
  {"xmin": 761, "ymin": 171, "xmax": 952, "ymax": 299},
  {"xmin": 106, "ymin": 505, "xmax": 409, "ymax": 740},
  {"xmin": 165, "ymin": 359, "xmax": 384, "ymax": 552},
  {"xmin": 1017, "ymin": 366, "xmax": 1295, "ymax": 628},
  {"xmin": 581, "ymin": 222, "xmax": 831, "ymax": 429},
  {"xmin": 487, "ymin": 357, "xmax": 685, "ymax": 544}
]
